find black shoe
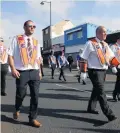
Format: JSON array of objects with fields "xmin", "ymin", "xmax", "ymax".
[
  {"xmin": 1, "ymin": 92, "xmax": 7, "ymax": 96},
  {"xmin": 59, "ymin": 78, "xmax": 61, "ymax": 80},
  {"xmin": 64, "ymin": 79, "xmax": 66, "ymax": 82},
  {"xmin": 51, "ymin": 77, "xmax": 54, "ymax": 79},
  {"xmin": 78, "ymin": 77, "xmax": 80, "ymax": 83},
  {"xmin": 82, "ymin": 81, "xmax": 86, "ymax": 85},
  {"xmin": 113, "ymin": 98, "xmax": 118, "ymax": 102},
  {"xmin": 87, "ymin": 110, "xmax": 99, "ymax": 114},
  {"xmin": 108, "ymin": 116, "xmax": 117, "ymax": 121},
  {"xmin": 113, "ymin": 95, "xmax": 118, "ymax": 102}
]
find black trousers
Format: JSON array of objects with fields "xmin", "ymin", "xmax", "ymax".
[
  {"xmin": 113, "ymin": 69, "xmax": 120, "ymax": 97},
  {"xmin": 1, "ymin": 64, "xmax": 8, "ymax": 93},
  {"xmin": 87, "ymin": 69, "xmax": 114, "ymax": 118},
  {"xmin": 59, "ymin": 66, "xmax": 66, "ymax": 80},
  {"xmin": 15, "ymin": 69, "xmax": 40, "ymax": 120},
  {"xmin": 69, "ymin": 63, "xmax": 72, "ymax": 72},
  {"xmin": 51, "ymin": 64, "xmax": 56, "ymax": 77}
]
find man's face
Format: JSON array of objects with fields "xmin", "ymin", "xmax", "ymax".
[
  {"xmin": 24, "ymin": 21, "xmax": 36, "ymax": 35},
  {"xmin": 97, "ymin": 27, "xmax": 107, "ymax": 41}
]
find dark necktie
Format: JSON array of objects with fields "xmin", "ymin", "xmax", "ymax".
[
  {"xmin": 27, "ymin": 38, "xmax": 32, "ymax": 58},
  {"xmin": 100, "ymin": 41, "xmax": 106, "ymax": 54}
]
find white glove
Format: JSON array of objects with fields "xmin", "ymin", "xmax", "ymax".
[
  {"xmin": 81, "ymin": 72, "xmax": 87, "ymax": 80},
  {"xmin": 118, "ymin": 64, "xmax": 120, "ymax": 69},
  {"xmin": 8, "ymin": 66, "xmax": 11, "ymax": 73},
  {"xmin": 112, "ymin": 67, "xmax": 117, "ymax": 74},
  {"xmin": 49, "ymin": 64, "xmax": 51, "ymax": 68},
  {"xmin": 59, "ymin": 66, "xmax": 61, "ymax": 68},
  {"xmin": 56, "ymin": 65, "xmax": 57, "ymax": 68},
  {"xmin": 77, "ymin": 66, "xmax": 79, "ymax": 70}
]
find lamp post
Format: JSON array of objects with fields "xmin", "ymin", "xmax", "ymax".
[{"xmin": 40, "ymin": 1, "xmax": 52, "ymax": 50}]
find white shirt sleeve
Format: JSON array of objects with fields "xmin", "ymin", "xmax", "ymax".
[
  {"xmin": 81, "ymin": 41, "xmax": 92, "ymax": 60},
  {"xmin": 7, "ymin": 36, "xmax": 17, "ymax": 56},
  {"xmin": 110, "ymin": 45, "xmax": 116, "ymax": 54}
]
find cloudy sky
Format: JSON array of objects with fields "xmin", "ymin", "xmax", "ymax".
[{"xmin": 1, "ymin": 0, "xmax": 120, "ymax": 47}]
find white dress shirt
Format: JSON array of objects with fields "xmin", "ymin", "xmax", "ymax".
[
  {"xmin": 81, "ymin": 38, "xmax": 114, "ymax": 70},
  {"xmin": 8, "ymin": 34, "xmax": 41, "ymax": 70},
  {"xmin": 110, "ymin": 43, "xmax": 120, "ymax": 62}
]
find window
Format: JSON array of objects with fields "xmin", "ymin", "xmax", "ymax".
[
  {"xmin": 67, "ymin": 33, "xmax": 73, "ymax": 40},
  {"xmin": 77, "ymin": 30, "xmax": 83, "ymax": 38},
  {"xmin": 44, "ymin": 28, "xmax": 48, "ymax": 34}
]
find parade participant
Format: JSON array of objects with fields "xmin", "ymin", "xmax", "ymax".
[
  {"xmin": 81, "ymin": 26, "xmax": 120, "ymax": 121},
  {"xmin": 67, "ymin": 54, "xmax": 73, "ymax": 72},
  {"xmin": 76, "ymin": 48, "xmax": 87, "ymax": 85},
  {"xmin": 0, "ymin": 37, "xmax": 8, "ymax": 96},
  {"xmin": 58, "ymin": 50, "xmax": 69, "ymax": 81},
  {"xmin": 8, "ymin": 20, "xmax": 42, "ymax": 127},
  {"xmin": 48, "ymin": 50, "xmax": 57, "ymax": 79},
  {"xmin": 110, "ymin": 37, "xmax": 120, "ymax": 101}
]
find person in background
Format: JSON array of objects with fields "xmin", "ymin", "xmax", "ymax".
[
  {"xmin": 48, "ymin": 50, "xmax": 57, "ymax": 79},
  {"xmin": 58, "ymin": 50, "xmax": 69, "ymax": 81},
  {"xmin": 0, "ymin": 37, "xmax": 8, "ymax": 96},
  {"xmin": 110, "ymin": 36, "xmax": 120, "ymax": 102},
  {"xmin": 67, "ymin": 54, "xmax": 73, "ymax": 72}
]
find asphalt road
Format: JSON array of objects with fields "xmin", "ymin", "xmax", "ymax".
[{"xmin": 1, "ymin": 68, "xmax": 120, "ymax": 133}]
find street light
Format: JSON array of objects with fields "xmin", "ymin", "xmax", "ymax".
[{"xmin": 40, "ymin": 1, "xmax": 52, "ymax": 50}]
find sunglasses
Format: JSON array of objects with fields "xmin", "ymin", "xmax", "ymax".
[{"xmin": 27, "ymin": 25, "xmax": 36, "ymax": 29}]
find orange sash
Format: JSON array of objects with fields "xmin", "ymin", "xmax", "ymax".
[
  {"xmin": 91, "ymin": 39, "xmax": 120, "ymax": 67},
  {"xmin": 0, "ymin": 44, "xmax": 7, "ymax": 64},
  {"xmin": 17, "ymin": 35, "xmax": 38, "ymax": 67},
  {"xmin": 91, "ymin": 39, "xmax": 107, "ymax": 66}
]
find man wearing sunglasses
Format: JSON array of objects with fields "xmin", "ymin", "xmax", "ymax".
[
  {"xmin": 0, "ymin": 37, "xmax": 8, "ymax": 96},
  {"xmin": 8, "ymin": 20, "xmax": 42, "ymax": 127}
]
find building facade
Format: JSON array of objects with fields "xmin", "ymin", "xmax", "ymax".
[{"xmin": 42, "ymin": 20, "xmax": 74, "ymax": 64}]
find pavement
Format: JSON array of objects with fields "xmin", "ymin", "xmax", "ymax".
[{"xmin": 1, "ymin": 68, "xmax": 120, "ymax": 133}]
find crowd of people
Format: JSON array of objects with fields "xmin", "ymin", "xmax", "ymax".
[{"xmin": 0, "ymin": 20, "xmax": 120, "ymax": 127}]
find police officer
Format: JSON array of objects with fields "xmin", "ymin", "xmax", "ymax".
[
  {"xmin": 48, "ymin": 50, "xmax": 57, "ymax": 79},
  {"xmin": 58, "ymin": 50, "xmax": 69, "ymax": 81},
  {"xmin": 8, "ymin": 20, "xmax": 42, "ymax": 127},
  {"xmin": 0, "ymin": 37, "xmax": 8, "ymax": 96},
  {"xmin": 111, "ymin": 36, "xmax": 120, "ymax": 101},
  {"xmin": 81, "ymin": 26, "xmax": 120, "ymax": 121}
]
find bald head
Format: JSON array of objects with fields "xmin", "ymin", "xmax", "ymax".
[{"xmin": 96, "ymin": 26, "xmax": 107, "ymax": 41}]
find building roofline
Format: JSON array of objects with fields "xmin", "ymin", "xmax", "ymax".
[{"xmin": 64, "ymin": 22, "xmax": 112, "ymax": 33}]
